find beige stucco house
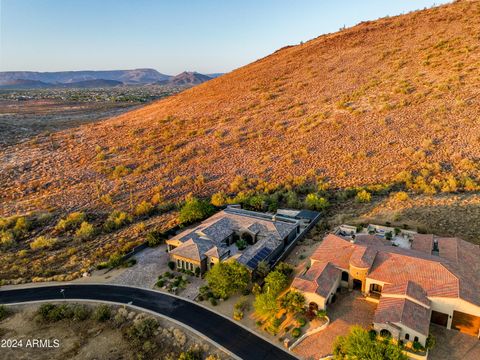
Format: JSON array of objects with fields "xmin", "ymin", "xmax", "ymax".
[
  {"xmin": 166, "ymin": 206, "xmax": 320, "ymax": 275},
  {"xmin": 291, "ymin": 232, "xmax": 480, "ymax": 346}
]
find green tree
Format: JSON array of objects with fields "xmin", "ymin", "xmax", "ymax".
[
  {"xmin": 253, "ymin": 292, "xmax": 279, "ymax": 317},
  {"xmin": 205, "ymin": 261, "xmax": 250, "ymax": 299},
  {"xmin": 263, "ymin": 270, "xmax": 289, "ymax": 295},
  {"xmin": 333, "ymin": 326, "xmax": 407, "ymax": 360},
  {"xmin": 304, "ymin": 193, "xmax": 330, "ymax": 211},
  {"xmin": 179, "ymin": 196, "xmax": 215, "ymax": 224}
]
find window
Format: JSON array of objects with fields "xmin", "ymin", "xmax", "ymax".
[
  {"xmin": 370, "ymin": 284, "xmax": 382, "ymax": 293},
  {"xmin": 405, "ymin": 333, "xmax": 410, "ymax": 340},
  {"xmin": 341, "ymin": 271, "xmax": 349, "ymax": 281},
  {"xmin": 414, "ymin": 336, "xmax": 419, "ymax": 342}
]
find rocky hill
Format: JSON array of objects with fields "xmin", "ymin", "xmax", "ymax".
[
  {"xmin": 1, "ymin": 0, "xmax": 480, "ymax": 216},
  {"xmin": 156, "ymin": 71, "xmax": 213, "ymax": 86}
]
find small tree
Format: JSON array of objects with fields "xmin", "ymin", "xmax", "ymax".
[
  {"xmin": 280, "ymin": 290, "xmax": 306, "ymax": 314},
  {"xmin": 205, "ymin": 261, "xmax": 250, "ymax": 299},
  {"xmin": 263, "ymin": 270, "xmax": 289, "ymax": 295},
  {"xmin": 179, "ymin": 196, "xmax": 215, "ymax": 225}
]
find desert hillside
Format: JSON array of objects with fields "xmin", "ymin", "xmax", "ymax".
[{"xmin": 1, "ymin": 0, "xmax": 480, "ymax": 216}]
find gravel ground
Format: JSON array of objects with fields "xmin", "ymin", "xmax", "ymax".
[{"xmin": 111, "ymin": 245, "xmax": 169, "ymax": 288}]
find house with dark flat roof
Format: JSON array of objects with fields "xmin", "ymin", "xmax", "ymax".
[{"xmin": 166, "ymin": 206, "xmax": 318, "ymax": 275}]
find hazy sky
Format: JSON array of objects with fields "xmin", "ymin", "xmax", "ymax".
[{"xmin": 0, "ymin": 0, "xmax": 450, "ymax": 74}]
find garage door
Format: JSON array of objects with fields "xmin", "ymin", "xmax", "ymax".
[
  {"xmin": 452, "ymin": 311, "xmax": 480, "ymax": 336},
  {"xmin": 431, "ymin": 310, "xmax": 449, "ymax": 327}
]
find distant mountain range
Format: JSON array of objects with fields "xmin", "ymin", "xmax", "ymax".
[{"xmin": 0, "ymin": 69, "xmax": 223, "ymax": 89}]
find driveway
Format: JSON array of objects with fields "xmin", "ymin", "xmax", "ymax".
[
  {"xmin": 0, "ymin": 284, "xmax": 297, "ymax": 360},
  {"xmin": 110, "ymin": 244, "xmax": 169, "ymax": 288},
  {"xmin": 429, "ymin": 325, "xmax": 480, "ymax": 360},
  {"xmin": 293, "ymin": 290, "xmax": 376, "ymax": 359}
]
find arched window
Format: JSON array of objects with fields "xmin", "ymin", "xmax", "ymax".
[
  {"xmin": 380, "ymin": 329, "xmax": 392, "ymax": 338},
  {"xmin": 405, "ymin": 333, "xmax": 410, "ymax": 340},
  {"xmin": 414, "ymin": 336, "xmax": 419, "ymax": 342},
  {"xmin": 341, "ymin": 271, "xmax": 349, "ymax": 281}
]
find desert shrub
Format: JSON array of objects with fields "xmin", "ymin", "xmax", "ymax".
[
  {"xmin": 110, "ymin": 165, "xmax": 131, "ymax": 179},
  {"xmin": 92, "ymin": 304, "xmax": 111, "ymax": 322},
  {"xmin": 12, "ymin": 217, "xmax": 31, "ymax": 238},
  {"xmin": 178, "ymin": 349, "xmax": 203, "ymax": 360},
  {"xmin": 392, "ymin": 191, "xmax": 409, "ymax": 202},
  {"xmin": 135, "ymin": 201, "xmax": 155, "ymax": 217},
  {"xmin": 211, "ymin": 192, "xmax": 227, "ymax": 207},
  {"xmin": 36, "ymin": 304, "xmax": 73, "ymax": 322},
  {"xmin": 0, "ymin": 230, "xmax": 15, "ymax": 248},
  {"xmin": 56, "ymin": 212, "xmax": 85, "ymax": 232},
  {"xmin": 291, "ymin": 327, "xmax": 301, "ymax": 338},
  {"xmin": 146, "ymin": 230, "xmax": 165, "ymax": 247},
  {"xmin": 0, "ymin": 305, "xmax": 11, "ymax": 321},
  {"xmin": 355, "ymin": 189, "xmax": 372, "ymax": 203},
  {"xmin": 30, "ymin": 236, "xmax": 58, "ymax": 250},
  {"xmin": 304, "ymin": 193, "xmax": 330, "ymax": 211},
  {"xmin": 72, "ymin": 304, "xmax": 91, "ymax": 321},
  {"xmin": 179, "ymin": 196, "xmax": 215, "ymax": 225},
  {"xmin": 75, "ymin": 221, "xmax": 95, "ymax": 240},
  {"xmin": 104, "ymin": 211, "xmax": 132, "ymax": 232},
  {"xmin": 126, "ymin": 317, "xmax": 158, "ymax": 340}
]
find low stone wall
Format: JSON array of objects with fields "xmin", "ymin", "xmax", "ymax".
[{"xmin": 288, "ymin": 316, "xmax": 330, "ymax": 351}]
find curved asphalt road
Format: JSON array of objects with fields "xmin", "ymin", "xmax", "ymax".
[{"xmin": 0, "ymin": 284, "xmax": 297, "ymax": 360}]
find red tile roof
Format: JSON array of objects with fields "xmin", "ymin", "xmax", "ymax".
[
  {"xmin": 374, "ymin": 297, "xmax": 431, "ymax": 336},
  {"xmin": 306, "ymin": 234, "xmax": 480, "ymax": 306},
  {"xmin": 382, "ymin": 281, "xmax": 430, "ymax": 307},
  {"xmin": 292, "ymin": 261, "xmax": 341, "ymax": 298},
  {"xmin": 411, "ymin": 234, "xmax": 434, "ymax": 254}
]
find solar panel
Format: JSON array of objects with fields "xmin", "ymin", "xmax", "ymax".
[{"xmin": 246, "ymin": 247, "xmax": 272, "ymax": 269}]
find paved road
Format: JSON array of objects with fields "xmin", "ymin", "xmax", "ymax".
[{"xmin": 0, "ymin": 284, "xmax": 297, "ymax": 360}]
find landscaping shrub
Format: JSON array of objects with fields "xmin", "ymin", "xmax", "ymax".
[
  {"xmin": 92, "ymin": 304, "xmax": 111, "ymax": 322},
  {"xmin": 167, "ymin": 261, "xmax": 175, "ymax": 270},
  {"xmin": 297, "ymin": 317, "xmax": 307, "ymax": 327},
  {"xmin": 291, "ymin": 327, "xmax": 301, "ymax": 338},
  {"xmin": 209, "ymin": 298, "xmax": 218, "ymax": 306},
  {"xmin": 425, "ymin": 334, "xmax": 436, "ymax": 350},
  {"xmin": 233, "ymin": 309, "xmax": 244, "ymax": 320},
  {"xmin": 205, "ymin": 261, "xmax": 250, "ymax": 299}
]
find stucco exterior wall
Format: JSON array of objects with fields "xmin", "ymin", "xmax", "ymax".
[{"xmin": 429, "ymin": 296, "xmax": 480, "ymax": 329}]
